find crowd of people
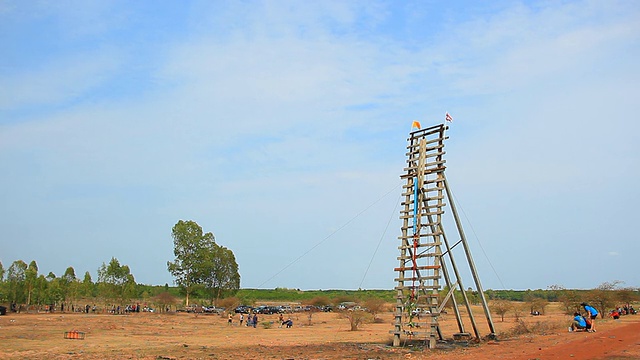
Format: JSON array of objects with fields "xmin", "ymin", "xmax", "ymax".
[
  {"xmin": 609, "ymin": 305, "xmax": 636, "ymax": 319},
  {"xmin": 227, "ymin": 311, "xmax": 294, "ymax": 328}
]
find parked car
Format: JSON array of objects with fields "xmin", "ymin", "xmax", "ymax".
[
  {"xmin": 234, "ymin": 305, "xmax": 253, "ymax": 314},
  {"xmin": 204, "ymin": 306, "xmax": 225, "ymax": 314},
  {"xmin": 264, "ymin": 306, "xmax": 282, "ymax": 314},
  {"xmin": 253, "ymin": 305, "xmax": 268, "ymax": 314},
  {"xmin": 338, "ymin": 302, "xmax": 357, "ymax": 310},
  {"xmin": 253, "ymin": 306, "xmax": 280, "ymax": 314}
]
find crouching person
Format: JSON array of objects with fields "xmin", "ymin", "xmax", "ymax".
[{"xmin": 570, "ymin": 312, "xmax": 588, "ymax": 332}]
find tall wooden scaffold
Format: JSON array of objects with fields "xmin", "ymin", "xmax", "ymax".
[{"xmin": 392, "ymin": 123, "xmax": 496, "ymax": 348}]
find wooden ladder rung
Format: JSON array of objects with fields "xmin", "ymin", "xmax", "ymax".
[{"xmin": 394, "ymin": 265, "xmax": 441, "ymax": 271}]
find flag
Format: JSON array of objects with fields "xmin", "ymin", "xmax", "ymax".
[
  {"xmin": 445, "ymin": 112, "xmax": 453, "ymax": 122},
  {"xmin": 411, "ymin": 120, "xmax": 421, "ymax": 129}
]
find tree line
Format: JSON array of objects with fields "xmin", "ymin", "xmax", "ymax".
[
  {"xmin": 0, "ymin": 220, "xmax": 241, "ymax": 311},
  {"xmin": 0, "ymin": 257, "xmax": 148, "ymax": 310},
  {"xmin": 1, "ymin": 219, "xmax": 636, "ymax": 314}
]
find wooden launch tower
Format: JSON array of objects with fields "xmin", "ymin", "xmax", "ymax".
[{"xmin": 392, "ymin": 123, "xmax": 496, "ymax": 348}]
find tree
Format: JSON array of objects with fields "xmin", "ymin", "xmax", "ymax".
[
  {"xmin": 527, "ymin": 297, "xmax": 548, "ymax": 315},
  {"xmin": 202, "ymin": 243, "xmax": 240, "ymax": 305},
  {"xmin": 61, "ymin": 267, "xmax": 78, "ymax": 305},
  {"xmin": 588, "ymin": 281, "xmax": 623, "ymax": 316},
  {"xmin": 167, "ymin": 220, "xmax": 239, "ymax": 306},
  {"xmin": 25, "ymin": 260, "xmax": 38, "ymax": 305},
  {"xmin": 363, "ymin": 297, "xmax": 387, "ymax": 322},
  {"xmin": 556, "ymin": 288, "xmax": 581, "ymax": 315},
  {"xmin": 512, "ymin": 302, "xmax": 527, "ymax": 322},
  {"xmin": 7, "ymin": 260, "xmax": 28, "ymax": 306},
  {"xmin": 152, "ymin": 291, "xmax": 179, "ymax": 313},
  {"xmin": 306, "ymin": 296, "xmax": 331, "ymax": 307},
  {"xmin": 32, "ymin": 274, "xmax": 49, "ymax": 306},
  {"xmin": 490, "ymin": 299, "xmax": 513, "ymax": 322},
  {"xmin": 80, "ymin": 271, "xmax": 95, "ymax": 298},
  {"xmin": 0, "ymin": 261, "xmax": 4, "ymax": 302},
  {"xmin": 466, "ymin": 287, "xmax": 479, "ymax": 305},
  {"xmin": 97, "ymin": 257, "xmax": 136, "ymax": 305},
  {"xmin": 617, "ymin": 287, "xmax": 639, "ymax": 307},
  {"xmin": 340, "ymin": 308, "xmax": 372, "ymax": 331},
  {"xmin": 45, "ymin": 275, "xmax": 64, "ymax": 307}
]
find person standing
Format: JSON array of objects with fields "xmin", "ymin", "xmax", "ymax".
[
  {"xmin": 228, "ymin": 313, "xmax": 233, "ymax": 326},
  {"xmin": 581, "ymin": 303, "xmax": 599, "ymax": 332},
  {"xmin": 252, "ymin": 313, "xmax": 258, "ymax": 328},
  {"xmin": 239, "ymin": 313, "xmax": 244, "ymax": 326}
]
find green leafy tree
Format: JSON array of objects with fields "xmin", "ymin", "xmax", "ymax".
[
  {"xmin": 25, "ymin": 260, "xmax": 39, "ymax": 305},
  {"xmin": 7, "ymin": 260, "xmax": 28, "ymax": 305},
  {"xmin": 97, "ymin": 257, "xmax": 136, "ymax": 305},
  {"xmin": 167, "ymin": 220, "xmax": 216, "ymax": 306},
  {"xmin": 46, "ymin": 276, "xmax": 64, "ymax": 306},
  {"xmin": 32, "ymin": 274, "xmax": 49, "ymax": 306},
  {"xmin": 202, "ymin": 243, "xmax": 240, "ymax": 305},
  {"xmin": 61, "ymin": 267, "xmax": 78, "ymax": 305},
  {"xmin": 0, "ymin": 261, "xmax": 5, "ymax": 302},
  {"xmin": 466, "ymin": 287, "xmax": 479, "ymax": 305},
  {"xmin": 80, "ymin": 271, "xmax": 95, "ymax": 298}
]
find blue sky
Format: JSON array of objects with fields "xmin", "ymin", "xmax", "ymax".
[{"xmin": 1, "ymin": 0, "xmax": 639, "ymax": 291}]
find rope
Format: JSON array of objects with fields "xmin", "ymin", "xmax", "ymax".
[
  {"xmin": 258, "ymin": 182, "xmax": 402, "ymax": 288},
  {"xmin": 358, "ymin": 193, "xmax": 401, "ymax": 289},
  {"xmin": 449, "ymin": 187, "xmax": 506, "ymax": 290}
]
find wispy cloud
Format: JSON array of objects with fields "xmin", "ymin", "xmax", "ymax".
[
  {"xmin": 0, "ymin": 47, "xmax": 124, "ymax": 112},
  {"xmin": 1, "ymin": 1, "xmax": 639, "ymax": 289}
]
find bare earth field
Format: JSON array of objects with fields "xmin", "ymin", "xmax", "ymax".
[{"xmin": 1, "ymin": 305, "xmax": 639, "ymax": 359}]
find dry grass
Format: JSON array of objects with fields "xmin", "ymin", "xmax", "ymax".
[{"xmin": 500, "ymin": 318, "xmax": 565, "ymax": 338}]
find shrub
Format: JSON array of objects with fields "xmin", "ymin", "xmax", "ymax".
[
  {"xmin": 306, "ymin": 296, "xmax": 331, "ymax": 307},
  {"xmin": 261, "ymin": 321, "xmax": 273, "ymax": 329},
  {"xmin": 502, "ymin": 319, "xmax": 563, "ymax": 338},
  {"xmin": 217, "ymin": 297, "xmax": 241, "ymax": 312},
  {"xmin": 340, "ymin": 310, "xmax": 373, "ymax": 331}
]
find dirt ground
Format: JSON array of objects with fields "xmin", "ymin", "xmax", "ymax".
[{"xmin": 1, "ymin": 305, "xmax": 639, "ymax": 359}]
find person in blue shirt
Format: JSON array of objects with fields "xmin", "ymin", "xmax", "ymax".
[
  {"xmin": 581, "ymin": 303, "xmax": 599, "ymax": 332},
  {"xmin": 569, "ymin": 312, "xmax": 587, "ymax": 332}
]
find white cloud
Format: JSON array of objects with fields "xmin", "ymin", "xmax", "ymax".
[
  {"xmin": 0, "ymin": 47, "xmax": 124, "ymax": 111},
  {"xmin": 2, "ymin": 1, "xmax": 639, "ymax": 289}
]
